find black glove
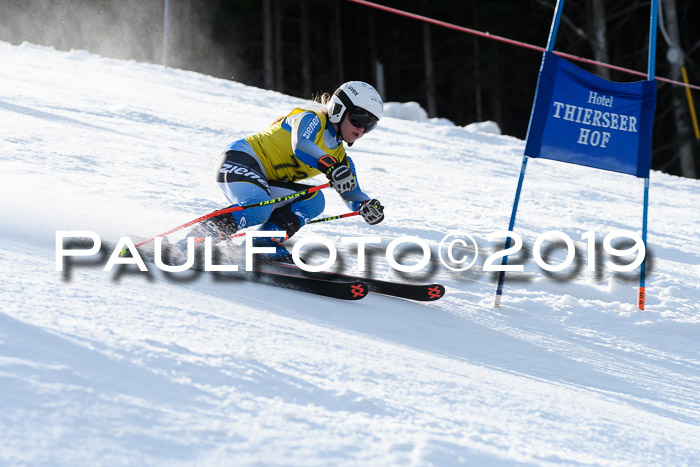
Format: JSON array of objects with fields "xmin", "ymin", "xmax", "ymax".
[
  {"xmin": 318, "ymin": 155, "xmax": 357, "ymax": 194},
  {"xmin": 360, "ymin": 199, "xmax": 384, "ymax": 225}
]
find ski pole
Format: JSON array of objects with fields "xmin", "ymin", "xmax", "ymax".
[
  {"xmin": 225, "ymin": 211, "xmax": 360, "ymax": 241},
  {"xmin": 134, "ymin": 182, "xmax": 330, "ymax": 248},
  {"xmin": 308, "ymin": 211, "xmax": 360, "ymax": 224}
]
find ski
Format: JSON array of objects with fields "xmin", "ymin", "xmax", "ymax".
[
  {"xmin": 121, "ymin": 241, "xmax": 368, "ymax": 301},
  {"xmin": 125, "ymin": 237, "xmax": 442, "ymax": 301},
  {"xmin": 247, "ymin": 270, "xmax": 369, "ymax": 301},
  {"xmin": 256, "ymin": 260, "xmax": 445, "ymax": 301}
]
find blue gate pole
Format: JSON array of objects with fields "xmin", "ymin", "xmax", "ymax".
[
  {"xmin": 545, "ymin": 0, "xmax": 566, "ymax": 52},
  {"xmin": 493, "ymin": 0, "xmax": 566, "ymax": 307},
  {"xmin": 493, "ymin": 156, "xmax": 528, "ymax": 307},
  {"xmin": 163, "ymin": 0, "xmax": 171, "ymax": 68},
  {"xmin": 639, "ymin": 0, "xmax": 658, "ymax": 310}
]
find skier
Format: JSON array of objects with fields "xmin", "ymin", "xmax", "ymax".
[{"xmin": 181, "ymin": 81, "xmax": 385, "ymax": 261}]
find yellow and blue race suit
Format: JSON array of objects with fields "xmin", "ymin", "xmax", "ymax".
[{"xmin": 216, "ymin": 108, "xmax": 371, "ymax": 235}]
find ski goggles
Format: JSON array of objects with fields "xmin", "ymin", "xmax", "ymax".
[{"xmin": 348, "ymin": 108, "xmax": 379, "ymax": 133}]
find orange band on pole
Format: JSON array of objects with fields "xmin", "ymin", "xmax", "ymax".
[{"xmin": 638, "ymin": 287, "xmax": 646, "ymax": 310}]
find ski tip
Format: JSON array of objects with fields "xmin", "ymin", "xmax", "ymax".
[
  {"xmin": 426, "ymin": 284, "xmax": 445, "ymax": 301},
  {"xmin": 349, "ymin": 281, "xmax": 369, "ymax": 300}
]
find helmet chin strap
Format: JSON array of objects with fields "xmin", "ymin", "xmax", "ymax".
[{"xmin": 335, "ymin": 116, "xmax": 354, "ymax": 147}]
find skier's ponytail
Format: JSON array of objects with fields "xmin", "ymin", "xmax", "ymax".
[
  {"xmin": 312, "ymin": 92, "xmax": 332, "ymax": 118},
  {"xmin": 268, "ymin": 92, "xmax": 331, "ymax": 127}
]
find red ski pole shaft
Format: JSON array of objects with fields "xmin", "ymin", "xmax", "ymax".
[{"xmin": 134, "ymin": 183, "xmax": 330, "ymax": 248}]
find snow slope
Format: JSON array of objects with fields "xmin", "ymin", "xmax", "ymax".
[{"xmin": 1, "ymin": 42, "xmax": 699, "ymax": 465}]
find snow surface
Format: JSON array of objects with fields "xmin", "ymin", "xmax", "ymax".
[{"xmin": 1, "ymin": 42, "xmax": 699, "ymax": 465}]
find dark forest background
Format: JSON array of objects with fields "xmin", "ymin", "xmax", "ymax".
[{"xmin": 2, "ymin": 0, "xmax": 699, "ymax": 178}]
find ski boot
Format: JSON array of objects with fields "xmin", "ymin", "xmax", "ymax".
[{"xmin": 252, "ymin": 235, "xmax": 293, "ymax": 264}]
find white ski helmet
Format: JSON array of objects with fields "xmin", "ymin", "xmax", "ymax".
[{"xmin": 327, "ymin": 81, "xmax": 383, "ymax": 132}]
